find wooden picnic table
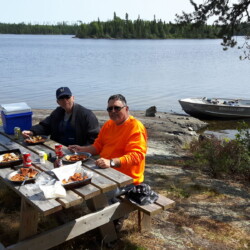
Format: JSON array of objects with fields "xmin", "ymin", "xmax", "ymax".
[{"xmin": 0, "ymin": 131, "xmax": 136, "ymax": 249}]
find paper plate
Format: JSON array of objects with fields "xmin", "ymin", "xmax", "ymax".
[
  {"xmin": 62, "ymin": 152, "xmax": 91, "ymax": 163},
  {"xmin": 7, "ymin": 167, "xmax": 39, "ymax": 184}
]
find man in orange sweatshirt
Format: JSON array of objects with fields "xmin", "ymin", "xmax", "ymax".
[{"xmin": 68, "ymin": 94, "xmax": 147, "ymax": 185}]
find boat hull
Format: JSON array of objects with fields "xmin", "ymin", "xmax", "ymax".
[{"xmin": 179, "ymin": 98, "xmax": 250, "ymax": 120}]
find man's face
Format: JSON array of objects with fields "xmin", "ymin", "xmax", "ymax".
[
  {"xmin": 57, "ymin": 95, "xmax": 75, "ymax": 113},
  {"xmin": 107, "ymin": 99, "xmax": 129, "ymax": 125}
]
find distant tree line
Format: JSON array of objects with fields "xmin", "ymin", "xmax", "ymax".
[
  {"xmin": 0, "ymin": 22, "xmax": 78, "ymax": 35},
  {"xmin": 0, "ymin": 13, "xmax": 249, "ymax": 40}
]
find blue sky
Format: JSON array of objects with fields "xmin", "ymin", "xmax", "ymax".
[{"xmin": 0, "ymin": 0, "xmax": 203, "ymax": 24}]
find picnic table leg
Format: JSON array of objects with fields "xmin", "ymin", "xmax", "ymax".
[
  {"xmin": 138, "ymin": 211, "xmax": 151, "ymax": 232},
  {"xmin": 86, "ymin": 194, "xmax": 117, "ymax": 244},
  {"xmin": 19, "ymin": 197, "xmax": 39, "ymax": 241}
]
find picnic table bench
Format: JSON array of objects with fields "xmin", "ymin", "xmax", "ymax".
[{"xmin": 0, "ymin": 130, "xmax": 174, "ymax": 249}]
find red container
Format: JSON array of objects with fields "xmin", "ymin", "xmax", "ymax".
[
  {"xmin": 55, "ymin": 144, "xmax": 64, "ymax": 157},
  {"xmin": 22, "ymin": 152, "xmax": 32, "ymax": 167}
]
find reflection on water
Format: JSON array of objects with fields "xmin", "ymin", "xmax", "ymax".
[
  {"xmin": 198, "ymin": 119, "xmax": 250, "ymax": 139},
  {"xmin": 205, "ymin": 129, "xmax": 237, "ymax": 139}
]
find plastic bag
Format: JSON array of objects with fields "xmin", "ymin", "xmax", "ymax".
[
  {"xmin": 125, "ymin": 183, "xmax": 159, "ymax": 205},
  {"xmin": 40, "ymin": 181, "xmax": 66, "ymax": 199}
]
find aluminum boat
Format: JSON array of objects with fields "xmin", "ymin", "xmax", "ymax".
[{"xmin": 179, "ymin": 97, "xmax": 250, "ymax": 119}]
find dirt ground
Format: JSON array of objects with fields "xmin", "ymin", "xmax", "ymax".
[{"xmin": 1, "ymin": 109, "xmax": 249, "ymax": 249}]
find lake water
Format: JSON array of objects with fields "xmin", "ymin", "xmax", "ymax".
[
  {"xmin": 1, "ymin": 34, "xmax": 249, "ymax": 114},
  {"xmin": 0, "ymin": 34, "xmax": 249, "ymax": 137}
]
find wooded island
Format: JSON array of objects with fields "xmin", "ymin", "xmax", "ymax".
[{"xmin": 1, "ymin": 13, "xmax": 249, "ymax": 39}]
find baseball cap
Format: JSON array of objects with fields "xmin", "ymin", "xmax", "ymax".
[{"xmin": 56, "ymin": 87, "xmax": 72, "ymax": 99}]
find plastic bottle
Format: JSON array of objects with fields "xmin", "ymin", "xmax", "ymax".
[
  {"xmin": 53, "ymin": 156, "xmax": 62, "ymax": 168},
  {"xmin": 38, "ymin": 151, "xmax": 46, "ymax": 164}
]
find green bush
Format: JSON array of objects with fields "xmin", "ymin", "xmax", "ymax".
[{"xmin": 188, "ymin": 127, "xmax": 250, "ymax": 180}]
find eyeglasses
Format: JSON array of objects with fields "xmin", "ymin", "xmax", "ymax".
[
  {"xmin": 107, "ymin": 106, "xmax": 126, "ymax": 112},
  {"xmin": 58, "ymin": 95, "xmax": 71, "ymax": 100}
]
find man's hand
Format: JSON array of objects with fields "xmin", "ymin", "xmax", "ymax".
[
  {"xmin": 22, "ymin": 130, "xmax": 33, "ymax": 138},
  {"xmin": 95, "ymin": 158, "xmax": 110, "ymax": 168}
]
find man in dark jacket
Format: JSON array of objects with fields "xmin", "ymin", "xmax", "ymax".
[{"xmin": 22, "ymin": 87, "xmax": 100, "ymax": 146}]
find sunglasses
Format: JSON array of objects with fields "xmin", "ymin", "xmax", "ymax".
[
  {"xmin": 58, "ymin": 95, "xmax": 71, "ymax": 100},
  {"xmin": 107, "ymin": 106, "xmax": 126, "ymax": 112}
]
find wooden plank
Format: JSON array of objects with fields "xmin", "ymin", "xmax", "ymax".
[
  {"xmin": 155, "ymin": 194, "xmax": 175, "ymax": 210},
  {"xmin": 87, "ymin": 193, "xmax": 109, "ymax": 209},
  {"xmin": 43, "ymin": 139, "xmax": 57, "ymax": 150},
  {"xmin": 24, "ymin": 143, "xmax": 55, "ymax": 157},
  {"xmin": 138, "ymin": 211, "xmax": 151, "ymax": 232},
  {"xmin": 73, "ymin": 183, "xmax": 101, "ymax": 200},
  {"xmin": 93, "ymin": 167, "xmax": 133, "ymax": 187},
  {"xmin": 6, "ymin": 202, "xmax": 136, "ymax": 250},
  {"xmin": 90, "ymin": 172, "xmax": 117, "ymax": 193},
  {"xmin": 87, "ymin": 194, "xmax": 117, "ymax": 243},
  {"xmin": 19, "ymin": 198, "xmax": 39, "ymax": 241},
  {"xmin": 119, "ymin": 195, "xmax": 163, "ymax": 215},
  {"xmin": 80, "ymin": 166, "xmax": 117, "ymax": 193},
  {"xmin": 0, "ymin": 145, "xmax": 7, "ymax": 151},
  {"xmin": 138, "ymin": 203, "xmax": 162, "ymax": 216},
  {"xmin": 56, "ymin": 190, "xmax": 83, "ymax": 209},
  {"xmin": 83, "ymin": 160, "xmax": 133, "ymax": 187}
]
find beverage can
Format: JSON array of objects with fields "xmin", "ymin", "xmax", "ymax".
[
  {"xmin": 22, "ymin": 152, "xmax": 32, "ymax": 167},
  {"xmin": 14, "ymin": 127, "xmax": 21, "ymax": 140},
  {"xmin": 55, "ymin": 144, "xmax": 64, "ymax": 157}
]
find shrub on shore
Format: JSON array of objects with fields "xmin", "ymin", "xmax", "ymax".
[{"xmin": 187, "ymin": 122, "xmax": 250, "ymax": 181}]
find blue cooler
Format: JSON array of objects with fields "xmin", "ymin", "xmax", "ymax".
[{"xmin": 1, "ymin": 102, "xmax": 33, "ymax": 135}]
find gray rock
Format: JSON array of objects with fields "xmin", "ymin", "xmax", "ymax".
[{"xmin": 145, "ymin": 106, "xmax": 157, "ymax": 117}]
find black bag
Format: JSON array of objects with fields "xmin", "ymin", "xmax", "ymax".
[{"xmin": 125, "ymin": 183, "xmax": 159, "ymax": 205}]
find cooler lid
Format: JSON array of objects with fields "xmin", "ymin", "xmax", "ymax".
[{"xmin": 1, "ymin": 102, "xmax": 32, "ymax": 115}]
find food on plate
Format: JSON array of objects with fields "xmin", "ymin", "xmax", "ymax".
[
  {"xmin": 11, "ymin": 173, "xmax": 26, "ymax": 181},
  {"xmin": 64, "ymin": 154, "xmax": 88, "ymax": 162},
  {"xmin": 10, "ymin": 168, "xmax": 38, "ymax": 181},
  {"xmin": 0, "ymin": 152, "xmax": 20, "ymax": 162},
  {"xmin": 62, "ymin": 173, "xmax": 88, "ymax": 184},
  {"xmin": 25, "ymin": 135, "xmax": 46, "ymax": 144}
]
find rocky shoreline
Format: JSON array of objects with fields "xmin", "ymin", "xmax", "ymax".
[{"xmin": 32, "ymin": 109, "xmax": 208, "ymax": 158}]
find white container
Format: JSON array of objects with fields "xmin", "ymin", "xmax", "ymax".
[
  {"xmin": 38, "ymin": 151, "xmax": 46, "ymax": 164},
  {"xmin": 1, "ymin": 102, "xmax": 31, "ymax": 115}
]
